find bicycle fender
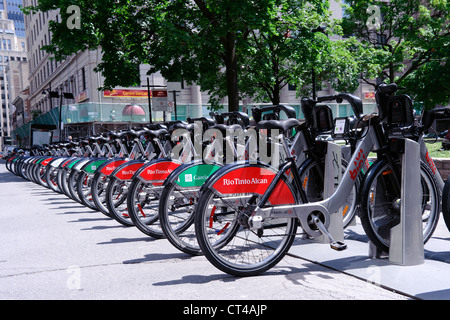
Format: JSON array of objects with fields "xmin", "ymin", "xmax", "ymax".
[
  {"xmin": 205, "ymin": 162, "xmax": 296, "ymax": 206},
  {"xmin": 80, "ymin": 157, "xmax": 109, "ymax": 174},
  {"xmin": 133, "ymin": 158, "xmax": 183, "ymax": 184},
  {"xmin": 110, "ymin": 159, "xmax": 146, "ymax": 181},
  {"xmin": 170, "ymin": 161, "xmax": 222, "ymax": 188},
  {"xmin": 97, "ymin": 158, "xmax": 128, "ymax": 176}
]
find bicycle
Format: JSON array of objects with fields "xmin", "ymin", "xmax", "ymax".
[
  {"xmin": 158, "ymin": 100, "xmax": 362, "ymax": 256},
  {"xmin": 124, "ymin": 115, "xmax": 238, "ymax": 238},
  {"xmin": 193, "ymin": 83, "xmax": 443, "ymax": 276},
  {"xmin": 359, "ymin": 86, "xmax": 449, "ymax": 253},
  {"xmin": 105, "ymin": 119, "xmax": 208, "ymax": 229},
  {"xmin": 157, "ymin": 110, "xmax": 272, "ymax": 253}
]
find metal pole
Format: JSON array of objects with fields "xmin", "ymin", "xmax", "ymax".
[
  {"xmin": 147, "ymin": 78, "xmax": 153, "ymax": 124},
  {"xmin": 312, "ymin": 67, "xmax": 316, "ymax": 100},
  {"xmin": 170, "ymin": 90, "xmax": 179, "ymax": 120},
  {"xmin": 59, "ymin": 91, "xmax": 63, "ymax": 142}
]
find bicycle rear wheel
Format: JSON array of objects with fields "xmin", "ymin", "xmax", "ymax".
[
  {"xmin": 106, "ymin": 176, "xmax": 134, "ymax": 226},
  {"xmin": 359, "ymin": 159, "xmax": 439, "ymax": 252}
]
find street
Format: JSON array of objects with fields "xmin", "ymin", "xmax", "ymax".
[{"xmin": 1, "ymin": 159, "xmax": 444, "ymax": 301}]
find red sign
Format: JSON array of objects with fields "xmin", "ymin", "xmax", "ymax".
[
  {"xmin": 114, "ymin": 162, "xmax": 145, "ymax": 180},
  {"xmin": 103, "ymin": 89, "xmax": 148, "ymax": 98},
  {"xmin": 41, "ymin": 158, "xmax": 54, "ymax": 166},
  {"xmin": 138, "ymin": 160, "xmax": 181, "ymax": 181},
  {"xmin": 212, "ymin": 167, "xmax": 295, "ymax": 205},
  {"xmin": 364, "ymin": 92, "xmax": 375, "ymax": 100},
  {"xmin": 152, "ymin": 90, "xmax": 167, "ymax": 97},
  {"xmin": 76, "ymin": 90, "xmax": 89, "ymax": 103},
  {"xmin": 100, "ymin": 160, "xmax": 127, "ymax": 175}
]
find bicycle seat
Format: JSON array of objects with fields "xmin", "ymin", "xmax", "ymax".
[
  {"xmin": 108, "ymin": 131, "xmax": 127, "ymax": 139},
  {"xmin": 256, "ymin": 118, "xmax": 300, "ymax": 132},
  {"xmin": 210, "ymin": 123, "xmax": 243, "ymax": 135},
  {"xmin": 125, "ymin": 130, "xmax": 146, "ymax": 139},
  {"xmin": 170, "ymin": 122, "xmax": 199, "ymax": 132},
  {"xmin": 377, "ymin": 83, "xmax": 398, "ymax": 94},
  {"xmin": 143, "ymin": 128, "xmax": 169, "ymax": 139},
  {"xmin": 89, "ymin": 136, "xmax": 108, "ymax": 143}
]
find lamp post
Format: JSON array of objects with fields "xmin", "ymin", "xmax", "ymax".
[
  {"xmin": 41, "ymin": 87, "xmax": 59, "ymax": 110},
  {"xmin": 59, "ymin": 92, "xmax": 75, "ymax": 141},
  {"xmin": 142, "ymin": 79, "xmax": 167, "ymax": 124},
  {"xmin": 42, "ymin": 88, "xmax": 74, "ymax": 141},
  {"xmin": 311, "ymin": 26, "xmax": 327, "ymax": 100}
]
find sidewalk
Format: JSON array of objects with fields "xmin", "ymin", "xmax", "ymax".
[{"xmin": 0, "ymin": 160, "xmax": 413, "ymax": 300}]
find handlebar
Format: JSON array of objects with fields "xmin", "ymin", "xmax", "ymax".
[
  {"xmin": 421, "ymin": 107, "xmax": 450, "ymax": 132},
  {"xmin": 317, "ymin": 93, "xmax": 363, "ymax": 119},
  {"xmin": 251, "ymin": 105, "xmax": 296, "ymax": 122},
  {"xmin": 210, "ymin": 111, "xmax": 250, "ymax": 127}
]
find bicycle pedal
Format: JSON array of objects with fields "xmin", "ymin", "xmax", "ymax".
[{"xmin": 330, "ymin": 241, "xmax": 347, "ymax": 251}]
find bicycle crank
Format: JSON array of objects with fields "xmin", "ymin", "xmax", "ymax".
[{"xmin": 311, "ymin": 213, "xmax": 347, "ymax": 251}]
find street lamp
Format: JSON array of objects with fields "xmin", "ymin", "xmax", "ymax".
[
  {"xmin": 311, "ymin": 26, "xmax": 327, "ymax": 100},
  {"xmin": 42, "ymin": 89, "xmax": 74, "ymax": 141},
  {"xmin": 41, "ymin": 88, "xmax": 59, "ymax": 110},
  {"xmin": 59, "ymin": 92, "xmax": 75, "ymax": 141}
]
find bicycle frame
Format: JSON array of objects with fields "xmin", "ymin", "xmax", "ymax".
[
  {"xmin": 250, "ymin": 118, "xmax": 378, "ymax": 240},
  {"xmin": 419, "ymin": 137, "xmax": 444, "ymax": 191}
]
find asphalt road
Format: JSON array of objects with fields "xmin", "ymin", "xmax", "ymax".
[{"xmin": 0, "ymin": 159, "xmax": 411, "ymax": 302}]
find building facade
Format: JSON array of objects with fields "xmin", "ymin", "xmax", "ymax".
[
  {"xmin": 0, "ymin": 5, "xmax": 27, "ymax": 150},
  {"xmin": 14, "ymin": 0, "xmax": 379, "ymax": 147}
]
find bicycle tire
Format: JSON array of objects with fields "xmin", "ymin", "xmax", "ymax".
[
  {"xmin": 442, "ymin": 178, "xmax": 450, "ymax": 232},
  {"xmin": 359, "ymin": 159, "xmax": 440, "ymax": 253},
  {"xmin": 159, "ymin": 162, "xmax": 222, "ymax": 255},
  {"xmin": 105, "ymin": 160, "xmax": 147, "ymax": 226},
  {"xmin": 90, "ymin": 159, "xmax": 128, "ymax": 217},
  {"xmin": 194, "ymin": 163, "xmax": 299, "ymax": 276},
  {"xmin": 76, "ymin": 171, "xmax": 98, "ymax": 210},
  {"xmin": 126, "ymin": 178, "xmax": 164, "ymax": 238}
]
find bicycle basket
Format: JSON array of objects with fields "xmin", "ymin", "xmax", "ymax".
[
  {"xmin": 313, "ymin": 105, "xmax": 334, "ymax": 133},
  {"xmin": 386, "ymin": 95, "xmax": 414, "ymax": 127}
]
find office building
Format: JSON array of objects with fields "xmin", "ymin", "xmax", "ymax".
[{"xmin": 0, "ymin": 6, "xmax": 27, "ymax": 149}]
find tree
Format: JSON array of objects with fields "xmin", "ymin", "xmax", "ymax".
[
  {"xmin": 341, "ymin": 0, "xmax": 450, "ymax": 108},
  {"xmin": 26, "ymin": 0, "xmax": 353, "ymax": 111},
  {"xmin": 403, "ymin": 43, "xmax": 450, "ymax": 108}
]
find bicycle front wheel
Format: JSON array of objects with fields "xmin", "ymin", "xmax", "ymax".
[
  {"xmin": 159, "ymin": 181, "xmax": 200, "ymax": 255},
  {"xmin": 359, "ymin": 159, "xmax": 440, "ymax": 252},
  {"xmin": 126, "ymin": 179, "xmax": 164, "ymax": 238},
  {"xmin": 194, "ymin": 164, "xmax": 299, "ymax": 277}
]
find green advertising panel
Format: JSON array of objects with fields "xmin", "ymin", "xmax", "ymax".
[
  {"xmin": 175, "ymin": 164, "xmax": 220, "ymax": 188},
  {"xmin": 84, "ymin": 159, "xmax": 108, "ymax": 173}
]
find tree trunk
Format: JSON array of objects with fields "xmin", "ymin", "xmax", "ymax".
[
  {"xmin": 223, "ymin": 33, "xmax": 240, "ymax": 112},
  {"xmin": 272, "ymin": 85, "xmax": 280, "ymax": 105}
]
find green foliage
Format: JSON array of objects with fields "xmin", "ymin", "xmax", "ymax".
[
  {"xmin": 341, "ymin": 0, "xmax": 450, "ymax": 109},
  {"xmin": 23, "ymin": 0, "xmax": 397, "ymax": 111}
]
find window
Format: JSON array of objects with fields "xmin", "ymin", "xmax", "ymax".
[{"xmin": 81, "ymin": 67, "xmax": 86, "ymax": 91}]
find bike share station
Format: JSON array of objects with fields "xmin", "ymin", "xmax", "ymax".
[{"xmin": 286, "ymin": 104, "xmax": 450, "ymax": 299}]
